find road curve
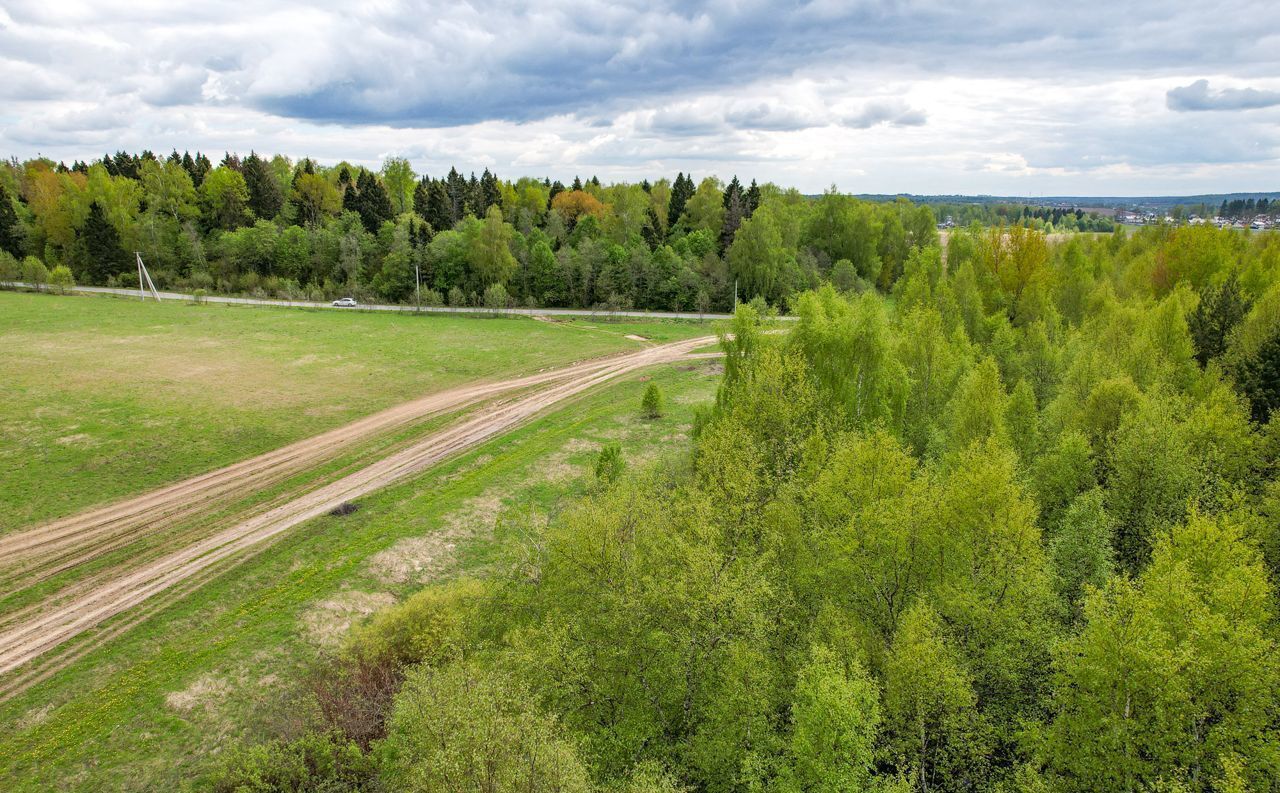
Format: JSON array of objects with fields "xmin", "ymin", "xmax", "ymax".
[{"xmin": 0, "ymin": 335, "xmax": 717, "ymax": 677}]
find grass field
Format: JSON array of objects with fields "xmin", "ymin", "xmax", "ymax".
[
  {"xmin": 0, "ymin": 290, "xmax": 710, "ymax": 533},
  {"xmin": 0, "ymin": 359, "xmax": 722, "ymax": 791}
]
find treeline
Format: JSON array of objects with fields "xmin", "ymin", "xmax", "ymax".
[
  {"xmin": 929, "ymin": 201, "xmax": 1115, "ymax": 232},
  {"xmin": 2, "ymin": 151, "xmax": 940, "ymax": 311},
  {"xmin": 1219, "ymin": 197, "xmax": 1276, "ymax": 220},
  {"xmin": 211, "ymin": 222, "xmax": 1280, "ymax": 792}
]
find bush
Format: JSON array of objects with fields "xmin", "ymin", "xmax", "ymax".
[
  {"xmin": 21, "ymin": 256, "xmax": 48, "ymax": 290},
  {"xmin": 192, "ymin": 288, "xmax": 209, "ymax": 305},
  {"xmin": 447, "ymin": 285, "xmax": 466, "ymax": 307},
  {"xmin": 0, "ymin": 250, "xmax": 19, "ymax": 282},
  {"xmin": 207, "ymin": 731, "xmax": 375, "ymax": 793},
  {"xmin": 306, "ymin": 579, "xmax": 488, "ymax": 747},
  {"xmin": 421, "ymin": 288, "xmax": 443, "ymax": 306},
  {"xmin": 379, "ymin": 661, "xmax": 592, "ymax": 793},
  {"xmin": 48, "ymin": 264, "xmax": 75, "ymax": 295},
  {"xmin": 641, "ymin": 382, "xmax": 664, "ymax": 419},
  {"xmin": 483, "ymin": 282, "xmax": 510, "ymax": 312},
  {"xmin": 595, "ymin": 443, "xmax": 625, "ymax": 486}
]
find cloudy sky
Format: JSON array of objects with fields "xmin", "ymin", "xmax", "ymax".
[{"xmin": 2, "ymin": 0, "xmax": 1278, "ymax": 195}]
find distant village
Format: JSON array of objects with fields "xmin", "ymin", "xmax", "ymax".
[{"xmin": 1113, "ymin": 209, "xmax": 1274, "ymax": 231}]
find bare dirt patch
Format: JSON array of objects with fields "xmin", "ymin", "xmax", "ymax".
[
  {"xmin": 54, "ymin": 433, "xmax": 94, "ymax": 446},
  {"xmin": 625, "ymin": 334, "xmax": 650, "ymax": 341}
]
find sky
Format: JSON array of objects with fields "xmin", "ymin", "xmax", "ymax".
[{"xmin": 2, "ymin": 0, "xmax": 1279, "ymax": 196}]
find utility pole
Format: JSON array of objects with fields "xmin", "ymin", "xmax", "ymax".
[
  {"xmin": 415, "ymin": 260, "xmax": 421, "ymax": 313},
  {"xmin": 734, "ymin": 278, "xmax": 738, "ymax": 312}
]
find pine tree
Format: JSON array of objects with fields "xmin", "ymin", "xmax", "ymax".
[
  {"xmin": 349, "ymin": 170, "xmax": 394, "ymax": 233},
  {"xmin": 193, "ymin": 153, "xmax": 212, "ymax": 186},
  {"xmin": 79, "ymin": 201, "xmax": 128, "ymax": 285},
  {"xmin": 745, "ymin": 179, "xmax": 761, "ymax": 217},
  {"xmin": 721, "ymin": 176, "xmax": 745, "ymax": 251},
  {"xmin": 413, "ymin": 178, "xmax": 431, "ymax": 219},
  {"xmin": 640, "ymin": 382, "xmax": 664, "ymax": 419},
  {"xmin": 479, "ymin": 168, "xmax": 501, "ymax": 213},
  {"xmin": 426, "ymin": 180, "xmax": 452, "ymax": 234},
  {"xmin": 446, "ymin": 167, "xmax": 466, "ymax": 223},
  {"xmin": 0, "ymin": 182, "xmax": 21, "ymax": 258},
  {"xmin": 668, "ymin": 173, "xmax": 694, "ymax": 227},
  {"xmin": 242, "ymin": 152, "xmax": 283, "ymax": 221},
  {"xmin": 549, "ymin": 180, "xmax": 565, "ymax": 203},
  {"xmin": 572, "ymin": 176, "xmax": 583, "ymax": 191}
]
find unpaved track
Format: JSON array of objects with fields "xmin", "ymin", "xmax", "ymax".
[
  {"xmin": 0, "ymin": 342, "xmax": 703, "ymax": 585},
  {"xmin": 0, "ymin": 336, "xmax": 715, "ymax": 677}
]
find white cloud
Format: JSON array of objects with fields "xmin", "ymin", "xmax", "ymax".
[{"xmin": 0, "ymin": 1, "xmax": 1278, "ymax": 193}]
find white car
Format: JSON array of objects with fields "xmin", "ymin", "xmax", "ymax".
[{"xmin": 332, "ymin": 297, "xmax": 358, "ymax": 307}]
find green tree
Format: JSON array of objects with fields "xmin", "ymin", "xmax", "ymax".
[
  {"xmin": 242, "ymin": 151, "xmax": 284, "ymax": 221},
  {"xmin": 787, "ymin": 645, "xmax": 880, "ymax": 793},
  {"xmin": 595, "ymin": 443, "xmax": 625, "ymax": 486},
  {"xmin": 1045, "ymin": 512, "xmax": 1280, "ymax": 791},
  {"xmin": 726, "ymin": 208, "xmax": 791, "ymax": 303},
  {"xmin": 48, "ymin": 263, "xmax": 75, "ymax": 294},
  {"xmin": 641, "ymin": 382, "xmax": 664, "ymax": 419},
  {"xmin": 882, "ymin": 602, "xmax": 982, "ymax": 793},
  {"xmin": 22, "ymin": 255, "xmax": 49, "ymax": 290},
  {"xmin": 380, "ymin": 662, "xmax": 592, "ymax": 793},
  {"xmin": 380, "ymin": 157, "xmax": 416, "ymax": 216},
  {"xmin": 199, "ymin": 167, "xmax": 251, "ymax": 231},
  {"xmin": 467, "ymin": 206, "xmax": 517, "ymax": 289},
  {"xmin": 0, "ymin": 182, "xmax": 21, "ymax": 257},
  {"xmin": 78, "ymin": 200, "xmax": 129, "ymax": 284}
]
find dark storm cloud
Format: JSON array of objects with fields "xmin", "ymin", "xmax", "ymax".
[{"xmin": 1167, "ymin": 79, "xmax": 1280, "ymax": 111}]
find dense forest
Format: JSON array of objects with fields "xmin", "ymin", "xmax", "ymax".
[
  {"xmin": 205, "ymin": 222, "xmax": 1280, "ymax": 792},
  {"xmin": 2, "ymin": 151, "xmax": 936, "ymax": 310}
]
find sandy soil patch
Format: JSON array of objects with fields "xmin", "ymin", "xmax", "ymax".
[
  {"xmin": 301, "ymin": 590, "xmax": 397, "ymax": 648},
  {"xmin": 625, "ymin": 334, "xmax": 650, "ymax": 341},
  {"xmin": 365, "ymin": 491, "xmax": 506, "ymax": 587},
  {"xmin": 16, "ymin": 703, "xmax": 53, "ymax": 730},
  {"xmin": 166, "ymin": 673, "xmax": 232, "ymax": 714}
]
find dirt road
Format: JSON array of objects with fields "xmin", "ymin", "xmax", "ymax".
[{"xmin": 0, "ymin": 336, "xmax": 716, "ymax": 679}]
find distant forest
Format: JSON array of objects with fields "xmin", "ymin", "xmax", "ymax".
[
  {"xmin": 2, "ymin": 151, "xmax": 1273, "ymax": 311},
  {"xmin": 3, "ymin": 150, "xmax": 945, "ymax": 310}
]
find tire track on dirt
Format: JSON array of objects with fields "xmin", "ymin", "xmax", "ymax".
[
  {"xmin": 0, "ymin": 344, "xmax": 689, "ymax": 588},
  {"xmin": 0, "ymin": 337, "xmax": 715, "ymax": 678}
]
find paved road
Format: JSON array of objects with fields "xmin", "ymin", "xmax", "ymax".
[{"xmin": 2, "ymin": 282, "xmax": 788, "ymax": 321}]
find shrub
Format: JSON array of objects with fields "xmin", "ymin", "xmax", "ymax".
[
  {"xmin": 21, "ymin": 256, "xmax": 48, "ymax": 290},
  {"xmin": 447, "ymin": 285, "xmax": 465, "ymax": 307},
  {"xmin": 379, "ymin": 661, "xmax": 592, "ymax": 793},
  {"xmin": 306, "ymin": 579, "xmax": 488, "ymax": 747},
  {"xmin": 641, "ymin": 382, "xmax": 664, "ymax": 419},
  {"xmin": 483, "ymin": 282, "xmax": 510, "ymax": 312},
  {"xmin": 595, "ymin": 443, "xmax": 625, "ymax": 486},
  {"xmin": 48, "ymin": 264, "xmax": 75, "ymax": 295},
  {"xmin": 0, "ymin": 250, "xmax": 19, "ymax": 282},
  {"xmin": 206, "ymin": 730, "xmax": 374, "ymax": 793}
]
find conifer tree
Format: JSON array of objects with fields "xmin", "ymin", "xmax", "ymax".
[
  {"xmin": 668, "ymin": 172, "xmax": 694, "ymax": 227},
  {"xmin": 79, "ymin": 201, "xmax": 128, "ymax": 285},
  {"xmin": 641, "ymin": 382, "xmax": 664, "ymax": 419},
  {"xmin": 242, "ymin": 152, "xmax": 283, "ymax": 221},
  {"xmin": 425, "ymin": 180, "xmax": 452, "ymax": 234}
]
